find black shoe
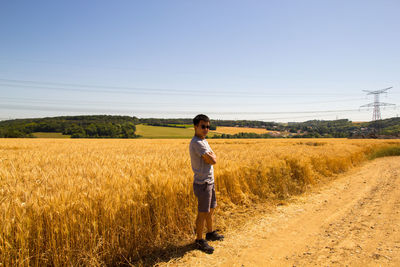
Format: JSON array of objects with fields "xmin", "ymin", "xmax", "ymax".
[
  {"xmin": 206, "ymin": 230, "xmax": 224, "ymax": 241},
  {"xmin": 195, "ymin": 239, "xmax": 214, "ymax": 254}
]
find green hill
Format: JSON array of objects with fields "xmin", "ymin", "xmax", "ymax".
[{"xmin": 0, "ymin": 115, "xmax": 138, "ymax": 138}]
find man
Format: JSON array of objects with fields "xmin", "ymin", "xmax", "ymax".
[{"xmin": 189, "ymin": 114, "xmax": 224, "ymax": 254}]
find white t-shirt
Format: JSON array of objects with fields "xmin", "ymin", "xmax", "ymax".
[{"xmin": 189, "ymin": 135, "xmax": 214, "ymax": 184}]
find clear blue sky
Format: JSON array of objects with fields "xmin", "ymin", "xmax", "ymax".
[{"xmin": 0, "ymin": 0, "xmax": 399, "ymax": 122}]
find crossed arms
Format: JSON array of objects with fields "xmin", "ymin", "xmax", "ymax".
[{"xmin": 202, "ymin": 151, "xmax": 217, "ymax": 165}]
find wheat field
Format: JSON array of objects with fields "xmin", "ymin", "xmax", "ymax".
[
  {"xmin": 211, "ymin": 126, "xmax": 271, "ymax": 135},
  {"xmin": 1, "ymin": 138, "xmax": 399, "ymax": 266}
]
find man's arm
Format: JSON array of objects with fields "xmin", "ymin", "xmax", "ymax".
[{"xmin": 202, "ymin": 151, "xmax": 217, "ymax": 165}]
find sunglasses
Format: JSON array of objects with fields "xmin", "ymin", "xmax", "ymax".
[{"xmin": 201, "ymin": 125, "xmax": 210, "ymax": 129}]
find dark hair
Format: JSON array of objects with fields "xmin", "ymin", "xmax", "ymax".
[{"xmin": 193, "ymin": 114, "xmax": 210, "ymax": 126}]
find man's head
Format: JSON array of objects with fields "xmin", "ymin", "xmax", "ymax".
[{"xmin": 193, "ymin": 114, "xmax": 210, "ymax": 139}]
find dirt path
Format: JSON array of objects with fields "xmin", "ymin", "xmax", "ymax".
[{"xmin": 157, "ymin": 156, "xmax": 400, "ymax": 266}]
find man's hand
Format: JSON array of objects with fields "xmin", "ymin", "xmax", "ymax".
[{"xmin": 202, "ymin": 151, "xmax": 217, "ymax": 165}]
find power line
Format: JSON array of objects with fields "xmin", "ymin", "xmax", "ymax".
[
  {"xmin": 0, "ymin": 78, "xmax": 363, "ymax": 97},
  {"xmin": 1, "ymin": 78, "xmax": 397, "ymax": 121},
  {"xmin": 0, "ymin": 103, "xmax": 372, "ymax": 115},
  {"xmin": 2, "ymin": 106, "xmax": 397, "ymax": 122},
  {"xmin": 0, "ymin": 78, "xmax": 191, "ymax": 93},
  {"xmin": 0, "ymin": 82, "xmax": 193, "ymax": 96},
  {"xmin": 259, "ymin": 111, "xmax": 370, "ymax": 121},
  {"xmin": 0, "ymin": 96, "xmax": 367, "ymax": 107}
]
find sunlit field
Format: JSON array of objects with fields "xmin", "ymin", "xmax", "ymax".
[
  {"xmin": 135, "ymin": 124, "xmax": 272, "ymax": 138},
  {"xmin": 211, "ymin": 126, "xmax": 272, "ymax": 135},
  {"xmin": 135, "ymin": 124, "xmax": 218, "ymax": 138},
  {"xmin": 1, "ymin": 138, "xmax": 399, "ymax": 266}
]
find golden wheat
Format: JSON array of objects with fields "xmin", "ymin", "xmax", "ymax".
[
  {"xmin": 0, "ymin": 138, "xmax": 399, "ymax": 266},
  {"xmin": 210, "ymin": 126, "xmax": 271, "ymax": 135}
]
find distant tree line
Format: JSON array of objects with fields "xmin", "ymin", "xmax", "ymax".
[
  {"xmin": 209, "ymin": 119, "xmax": 279, "ymax": 129},
  {"xmin": 0, "ymin": 115, "xmax": 398, "ymax": 138},
  {"xmin": 210, "ymin": 118, "xmax": 399, "ymax": 138},
  {"xmin": 0, "ymin": 115, "xmax": 139, "ymax": 138},
  {"xmin": 369, "ymin": 118, "xmax": 400, "ymax": 136},
  {"xmin": 283, "ymin": 119, "xmax": 357, "ymax": 138},
  {"xmin": 284, "ymin": 118, "xmax": 399, "ymax": 138},
  {"xmin": 139, "ymin": 118, "xmax": 192, "ymax": 125}
]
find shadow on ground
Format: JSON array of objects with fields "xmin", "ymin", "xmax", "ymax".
[{"xmin": 131, "ymin": 242, "xmax": 197, "ymax": 266}]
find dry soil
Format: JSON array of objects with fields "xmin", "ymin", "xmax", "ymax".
[{"xmin": 157, "ymin": 156, "xmax": 400, "ymax": 266}]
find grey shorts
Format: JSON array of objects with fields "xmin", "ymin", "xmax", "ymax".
[{"xmin": 193, "ymin": 182, "xmax": 217, "ymax": 212}]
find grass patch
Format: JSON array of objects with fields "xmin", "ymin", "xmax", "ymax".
[
  {"xmin": 369, "ymin": 145, "xmax": 400, "ymax": 159},
  {"xmin": 167, "ymin": 124, "xmax": 193, "ymax": 128}
]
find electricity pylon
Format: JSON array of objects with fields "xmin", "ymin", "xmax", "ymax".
[{"xmin": 360, "ymin": 87, "xmax": 395, "ymax": 121}]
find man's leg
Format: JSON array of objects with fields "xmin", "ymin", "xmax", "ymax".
[
  {"xmin": 206, "ymin": 184, "xmax": 217, "ymax": 233},
  {"xmin": 204, "ymin": 184, "xmax": 224, "ymax": 241},
  {"xmin": 193, "ymin": 183, "xmax": 214, "ymax": 240},
  {"xmin": 196, "ymin": 211, "xmax": 209, "ymax": 240},
  {"xmin": 195, "ymin": 210, "xmax": 214, "ymax": 254},
  {"xmin": 206, "ymin": 208, "xmax": 214, "ymax": 233}
]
